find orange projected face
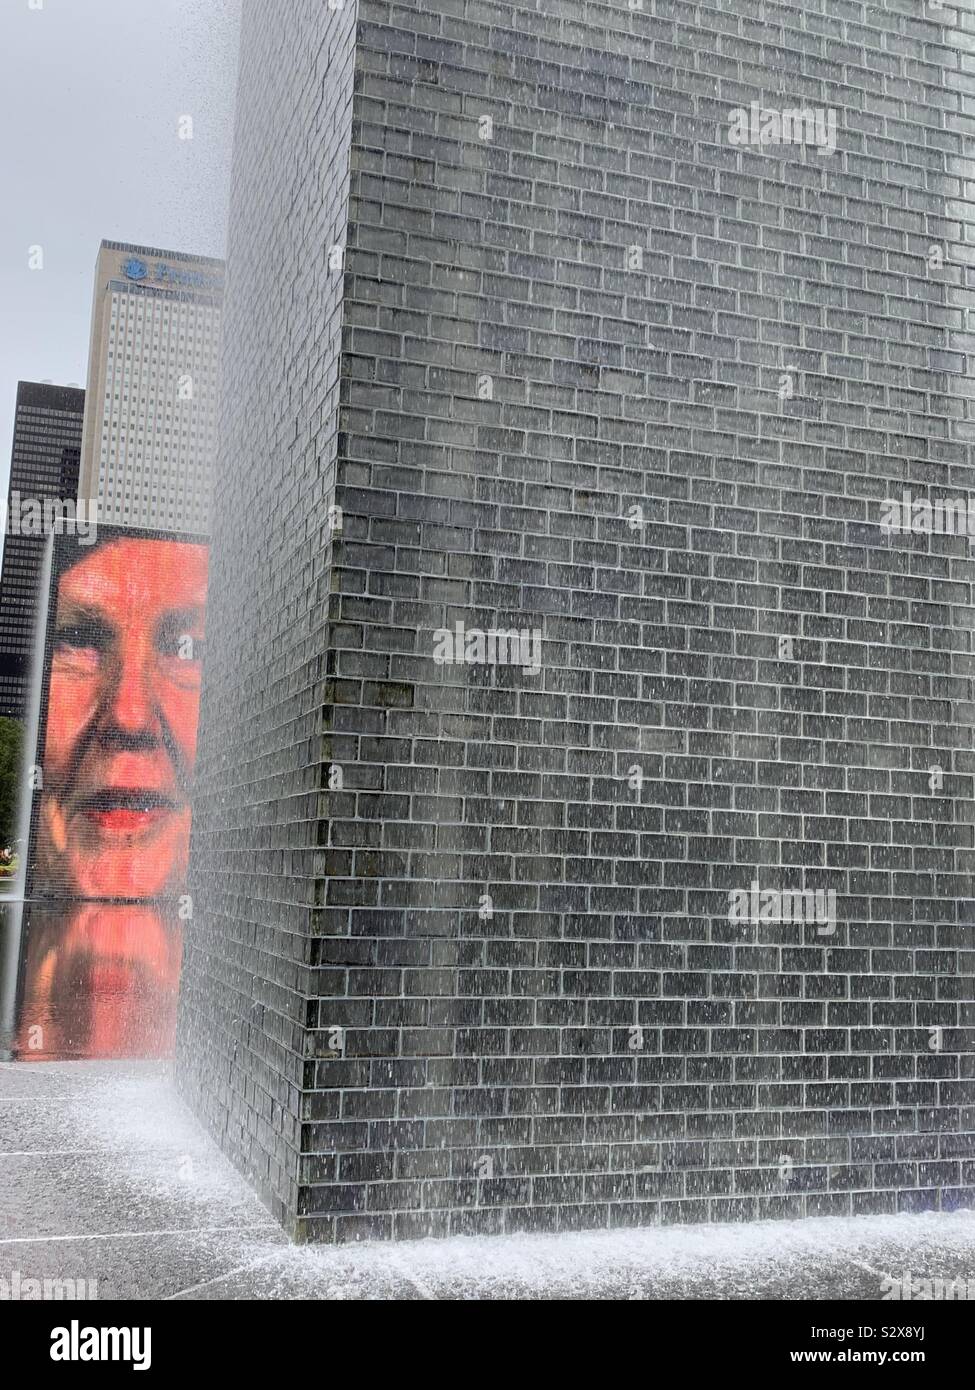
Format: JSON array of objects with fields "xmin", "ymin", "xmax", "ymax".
[{"xmin": 36, "ymin": 538, "xmax": 208, "ymax": 900}]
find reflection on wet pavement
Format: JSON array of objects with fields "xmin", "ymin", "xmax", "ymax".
[{"xmin": 2, "ymin": 901, "xmax": 181, "ymax": 1060}]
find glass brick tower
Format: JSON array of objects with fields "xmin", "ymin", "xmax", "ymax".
[{"xmin": 177, "ymin": 0, "xmax": 975, "ymax": 1241}]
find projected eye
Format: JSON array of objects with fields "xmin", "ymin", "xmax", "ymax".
[
  {"xmin": 54, "ymin": 623, "xmax": 109, "ymax": 674},
  {"xmin": 156, "ymin": 626, "xmax": 204, "ymax": 685},
  {"xmin": 157, "ymin": 631, "xmax": 203, "ymax": 659}
]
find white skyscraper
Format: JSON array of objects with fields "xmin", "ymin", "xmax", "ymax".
[{"xmin": 78, "ymin": 241, "xmax": 223, "ymax": 534}]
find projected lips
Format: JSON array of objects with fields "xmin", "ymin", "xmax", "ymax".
[{"xmin": 80, "ymin": 789, "xmax": 180, "ymax": 834}]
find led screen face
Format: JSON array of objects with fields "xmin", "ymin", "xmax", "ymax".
[
  {"xmin": 32, "ymin": 535, "xmax": 208, "ymax": 901},
  {"xmin": 11, "ymin": 530, "xmax": 208, "ymax": 1060}
]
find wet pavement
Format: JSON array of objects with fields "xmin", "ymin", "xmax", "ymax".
[{"xmin": 2, "ymin": 1061, "xmax": 975, "ymax": 1301}]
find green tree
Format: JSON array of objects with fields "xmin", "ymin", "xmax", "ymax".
[{"xmin": 0, "ymin": 717, "xmax": 24, "ymax": 848}]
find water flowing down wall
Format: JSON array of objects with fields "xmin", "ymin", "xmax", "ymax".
[{"xmin": 177, "ymin": 0, "xmax": 975, "ymax": 1241}]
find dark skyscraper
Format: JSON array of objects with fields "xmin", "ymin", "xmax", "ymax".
[{"xmin": 0, "ymin": 382, "xmax": 85, "ymax": 719}]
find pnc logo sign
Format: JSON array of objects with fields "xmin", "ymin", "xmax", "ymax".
[{"xmin": 119, "ymin": 254, "xmax": 221, "ymax": 293}]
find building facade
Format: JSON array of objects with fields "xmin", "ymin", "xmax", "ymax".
[
  {"xmin": 177, "ymin": 0, "xmax": 975, "ymax": 1241},
  {"xmin": 77, "ymin": 241, "xmax": 223, "ymax": 535},
  {"xmin": 0, "ymin": 382, "xmax": 84, "ymax": 720}
]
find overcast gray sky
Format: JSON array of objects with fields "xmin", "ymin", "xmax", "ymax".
[{"xmin": 0, "ymin": 0, "xmax": 240, "ymax": 512}]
